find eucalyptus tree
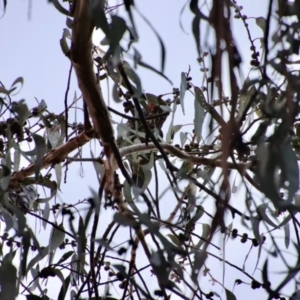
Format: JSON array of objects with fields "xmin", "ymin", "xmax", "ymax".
[{"xmin": 0, "ymin": 1, "xmax": 300, "ymax": 300}]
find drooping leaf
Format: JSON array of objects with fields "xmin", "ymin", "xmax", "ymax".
[
  {"xmin": 77, "ymin": 216, "xmax": 86, "ymax": 269},
  {"xmin": 284, "ymin": 221, "xmax": 290, "ymax": 249},
  {"xmin": 180, "ymin": 72, "xmax": 187, "ymax": 115},
  {"xmin": 167, "ymin": 234, "xmax": 182, "ymax": 246},
  {"xmin": 0, "ymin": 164, "xmax": 11, "ymax": 191},
  {"xmin": 0, "ymin": 208, "xmax": 14, "ymax": 231},
  {"xmin": 57, "ymin": 273, "xmax": 70, "ymax": 300},
  {"xmin": 256, "ymin": 17, "xmax": 266, "ymax": 33},
  {"xmin": 166, "ymin": 99, "xmax": 178, "ymax": 143},
  {"xmin": 113, "ymin": 212, "xmax": 135, "ymax": 227},
  {"xmin": 21, "ymin": 229, "xmax": 31, "ymax": 278},
  {"xmin": 138, "ymin": 59, "xmax": 173, "ymax": 84},
  {"xmin": 70, "ymin": 254, "xmax": 80, "ymax": 286},
  {"xmin": 49, "ymin": 223, "xmax": 65, "ymax": 252},
  {"xmin": 0, "ymin": 251, "xmax": 18, "ymax": 300},
  {"xmin": 11, "ymin": 100, "xmax": 30, "ymax": 125},
  {"xmin": 52, "ymin": 268, "xmax": 65, "ymax": 286},
  {"xmin": 180, "ymin": 132, "xmax": 187, "ymax": 147},
  {"xmin": 189, "ymin": 0, "xmax": 208, "ymax": 55},
  {"xmin": 122, "ymin": 61, "xmax": 142, "ymax": 97},
  {"xmin": 191, "ymin": 250, "xmax": 207, "ymax": 284},
  {"xmin": 255, "ymin": 142, "xmax": 283, "ymax": 208},
  {"xmin": 54, "ymin": 164, "xmax": 62, "ymax": 190},
  {"xmin": 179, "ymin": 1, "xmax": 189, "ymax": 34},
  {"xmin": 60, "ymin": 28, "xmax": 70, "ymax": 56},
  {"xmin": 196, "ymin": 223, "xmax": 211, "ymax": 249},
  {"xmin": 278, "ymin": 143, "xmax": 299, "ymax": 203},
  {"xmin": 26, "ymin": 247, "xmax": 49, "ymax": 276},
  {"xmin": 13, "ymin": 146, "xmax": 20, "ymax": 172},
  {"xmin": 257, "ymin": 203, "xmax": 278, "ymax": 228},
  {"xmin": 102, "ymin": 15, "xmax": 127, "ymax": 57},
  {"xmin": 112, "ymin": 83, "xmax": 122, "ymax": 103},
  {"xmin": 36, "ymin": 180, "xmax": 57, "ymax": 203},
  {"xmin": 194, "ymin": 86, "xmax": 205, "ymax": 142},
  {"xmin": 56, "ymin": 251, "xmax": 74, "ymax": 266},
  {"xmin": 138, "ymin": 168, "xmax": 152, "ymax": 193},
  {"xmin": 135, "ymin": 9, "xmax": 166, "ymax": 72},
  {"xmin": 237, "ymin": 85, "xmax": 256, "ymax": 123},
  {"xmin": 25, "ymin": 295, "xmax": 43, "ymax": 300},
  {"xmin": 176, "ymin": 161, "xmax": 192, "ymax": 179},
  {"xmin": 21, "ymin": 134, "xmax": 47, "ymax": 180},
  {"xmin": 89, "ymin": 0, "xmax": 110, "ymax": 36},
  {"xmin": 225, "ymin": 288, "xmax": 237, "ymax": 300},
  {"xmin": 9, "ymin": 76, "xmax": 24, "ymax": 95},
  {"xmin": 50, "ymin": 0, "xmax": 70, "ymax": 16}
]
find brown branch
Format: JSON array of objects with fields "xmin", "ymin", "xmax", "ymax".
[
  {"xmin": 71, "ymin": 0, "xmax": 132, "ymax": 195},
  {"xmin": 9, "ymin": 130, "xmax": 94, "ymax": 189},
  {"xmin": 71, "ymin": 0, "xmax": 113, "ymax": 144}
]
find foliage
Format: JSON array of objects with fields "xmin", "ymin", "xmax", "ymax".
[{"xmin": 1, "ymin": 0, "xmax": 300, "ymax": 300}]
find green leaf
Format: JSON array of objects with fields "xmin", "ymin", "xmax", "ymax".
[
  {"xmin": 278, "ymin": 143, "xmax": 299, "ymax": 203},
  {"xmin": 139, "ymin": 168, "xmax": 152, "ymax": 193},
  {"xmin": 21, "ymin": 230, "xmax": 31, "ymax": 278},
  {"xmin": 284, "ymin": 222, "xmax": 290, "ymax": 249},
  {"xmin": 26, "ymin": 246, "xmax": 49, "ymax": 273},
  {"xmin": 196, "ymin": 223, "xmax": 211, "ymax": 249},
  {"xmin": 36, "ymin": 180, "xmax": 57, "ymax": 203},
  {"xmin": 57, "ymin": 273, "xmax": 70, "ymax": 300},
  {"xmin": 225, "ymin": 289, "xmax": 237, "ymax": 300},
  {"xmin": 11, "ymin": 100, "xmax": 30, "ymax": 125},
  {"xmin": 167, "ymin": 234, "xmax": 182, "ymax": 246},
  {"xmin": 52, "ymin": 268, "xmax": 65, "ymax": 286},
  {"xmin": 136, "ymin": 58, "xmax": 172, "ymax": 84},
  {"xmin": 180, "ymin": 72, "xmax": 187, "ymax": 115},
  {"xmin": 255, "ymin": 142, "xmax": 283, "ymax": 208},
  {"xmin": 112, "ymin": 83, "xmax": 122, "ymax": 103},
  {"xmin": 0, "ymin": 164, "xmax": 11, "ymax": 191},
  {"xmin": 113, "ymin": 212, "xmax": 135, "ymax": 227},
  {"xmin": 189, "ymin": 0, "xmax": 208, "ymax": 56},
  {"xmin": 123, "ymin": 180, "xmax": 133, "ymax": 203},
  {"xmin": 66, "ymin": 17, "xmax": 73, "ymax": 29},
  {"xmin": 0, "ymin": 209, "xmax": 14, "ymax": 231},
  {"xmin": 257, "ymin": 203, "xmax": 278, "ymax": 228},
  {"xmin": 180, "ymin": 132, "xmax": 187, "ymax": 147},
  {"xmin": 55, "ymin": 164, "xmax": 62, "ymax": 190},
  {"xmin": 22, "ymin": 134, "xmax": 47, "ymax": 180},
  {"xmin": 0, "ymin": 251, "xmax": 18, "ymax": 299},
  {"xmin": 194, "ymin": 86, "xmax": 205, "ymax": 143},
  {"xmin": 9, "ymin": 76, "xmax": 24, "ymax": 95},
  {"xmin": 237, "ymin": 85, "xmax": 256, "ymax": 123},
  {"xmin": 50, "ymin": 0, "xmax": 70, "ymax": 16},
  {"xmin": 262, "ymin": 259, "xmax": 272, "ymax": 294},
  {"xmin": 103, "ymin": 15, "xmax": 127, "ymax": 57},
  {"xmin": 122, "ymin": 61, "xmax": 142, "ymax": 97},
  {"xmin": 191, "ymin": 250, "xmax": 207, "ymax": 284},
  {"xmin": 56, "ymin": 251, "xmax": 74, "ymax": 266},
  {"xmin": 251, "ymin": 216, "xmax": 261, "ymax": 243},
  {"xmin": 60, "ymin": 28, "xmax": 70, "ymax": 56},
  {"xmin": 49, "ymin": 223, "xmax": 65, "ymax": 252},
  {"xmin": 176, "ymin": 161, "xmax": 192, "ymax": 178},
  {"xmin": 26, "ymin": 295, "xmax": 43, "ymax": 300},
  {"xmin": 13, "ymin": 146, "xmax": 20, "ymax": 172},
  {"xmin": 166, "ymin": 124, "xmax": 182, "ymax": 143},
  {"xmin": 166, "ymin": 99, "xmax": 178, "ymax": 143},
  {"xmin": 255, "ymin": 17, "xmax": 266, "ymax": 32},
  {"xmin": 77, "ymin": 216, "xmax": 86, "ymax": 269},
  {"xmin": 135, "ymin": 9, "xmax": 166, "ymax": 72}
]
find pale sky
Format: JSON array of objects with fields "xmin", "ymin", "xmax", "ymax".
[{"xmin": 0, "ymin": 1, "xmax": 297, "ymax": 300}]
